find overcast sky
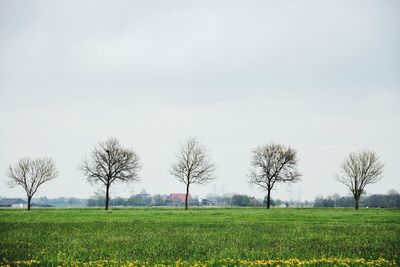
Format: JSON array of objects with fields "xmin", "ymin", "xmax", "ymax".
[{"xmin": 1, "ymin": 0, "xmax": 399, "ymax": 201}]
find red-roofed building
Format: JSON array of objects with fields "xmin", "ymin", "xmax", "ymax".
[{"xmin": 170, "ymin": 193, "xmax": 191, "ymax": 205}]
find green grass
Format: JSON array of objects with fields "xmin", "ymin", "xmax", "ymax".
[{"xmin": 0, "ymin": 208, "xmax": 399, "ymax": 266}]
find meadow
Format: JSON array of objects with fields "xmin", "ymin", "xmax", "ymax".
[{"xmin": 0, "ymin": 208, "xmax": 399, "ymax": 266}]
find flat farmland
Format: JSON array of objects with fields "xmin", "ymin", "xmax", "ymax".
[{"xmin": 0, "ymin": 208, "xmax": 399, "ymax": 266}]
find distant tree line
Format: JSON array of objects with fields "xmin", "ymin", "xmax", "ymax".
[
  {"xmin": 33, "ymin": 196, "xmax": 87, "ymax": 208},
  {"xmin": 313, "ymin": 190, "xmax": 400, "ymax": 208},
  {"xmin": 86, "ymin": 190, "xmax": 200, "ymax": 207},
  {"xmin": 87, "ymin": 191, "xmax": 400, "ymax": 208},
  {"xmin": 85, "ymin": 193, "xmax": 310, "ymax": 208},
  {"xmin": 4, "ymin": 190, "xmax": 398, "ymax": 208},
  {"xmin": 85, "ymin": 193, "xmax": 263, "ymax": 208}
]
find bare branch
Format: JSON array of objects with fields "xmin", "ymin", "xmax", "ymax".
[
  {"xmin": 248, "ymin": 143, "xmax": 301, "ymax": 208},
  {"xmin": 80, "ymin": 137, "xmax": 141, "ymax": 210},
  {"xmin": 169, "ymin": 137, "xmax": 216, "ymax": 209},
  {"xmin": 336, "ymin": 150, "xmax": 384, "ymax": 210},
  {"xmin": 7, "ymin": 157, "xmax": 58, "ymax": 210}
]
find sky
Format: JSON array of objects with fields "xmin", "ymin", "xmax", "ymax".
[{"xmin": 0, "ymin": 0, "xmax": 399, "ymax": 201}]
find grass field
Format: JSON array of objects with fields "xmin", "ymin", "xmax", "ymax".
[{"xmin": 0, "ymin": 208, "xmax": 399, "ymax": 266}]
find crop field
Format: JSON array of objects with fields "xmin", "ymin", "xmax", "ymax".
[{"xmin": 0, "ymin": 208, "xmax": 399, "ymax": 266}]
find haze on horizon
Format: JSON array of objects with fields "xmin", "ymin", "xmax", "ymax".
[{"xmin": 1, "ymin": 0, "xmax": 399, "ymax": 202}]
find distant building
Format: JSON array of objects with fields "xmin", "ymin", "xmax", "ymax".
[
  {"xmin": 11, "ymin": 203, "xmax": 28, "ymax": 209},
  {"xmin": 170, "ymin": 193, "xmax": 191, "ymax": 205},
  {"xmin": 0, "ymin": 198, "xmax": 27, "ymax": 208},
  {"xmin": 199, "ymin": 198, "xmax": 215, "ymax": 206}
]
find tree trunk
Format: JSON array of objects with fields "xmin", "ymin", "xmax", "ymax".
[
  {"xmin": 355, "ymin": 197, "xmax": 359, "ymax": 210},
  {"xmin": 266, "ymin": 189, "xmax": 271, "ymax": 209},
  {"xmin": 27, "ymin": 195, "xmax": 32, "ymax": 211},
  {"xmin": 105, "ymin": 184, "xmax": 110, "ymax": 210},
  {"xmin": 185, "ymin": 184, "xmax": 189, "ymax": 210}
]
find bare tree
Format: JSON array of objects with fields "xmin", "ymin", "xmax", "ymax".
[
  {"xmin": 7, "ymin": 158, "xmax": 58, "ymax": 210},
  {"xmin": 336, "ymin": 150, "xmax": 384, "ymax": 210},
  {"xmin": 249, "ymin": 143, "xmax": 301, "ymax": 209},
  {"xmin": 80, "ymin": 138, "xmax": 141, "ymax": 210},
  {"xmin": 169, "ymin": 137, "xmax": 216, "ymax": 210}
]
